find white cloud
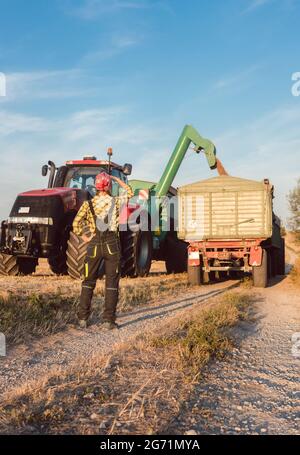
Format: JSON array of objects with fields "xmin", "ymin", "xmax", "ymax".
[
  {"xmin": 242, "ymin": 0, "xmax": 273, "ymax": 14},
  {"xmin": 69, "ymin": 0, "xmax": 151, "ymax": 20},
  {"xmin": 0, "ymin": 69, "xmax": 98, "ymax": 102},
  {"xmin": 82, "ymin": 32, "xmax": 141, "ymax": 63},
  {"xmin": 0, "ymin": 106, "xmax": 163, "ymax": 219},
  {"xmin": 0, "ymin": 103, "xmax": 299, "ymax": 225},
  {"xmin": 0, "ymin": 111, "xmax": 49, "ymax": 135},
  {"xmin": 214, "ymin": 65, "xmax": 261, "ymax": 91},
  {"xmin": 211, "ymin": 106, "xmax": 300, "ymax": 223}
]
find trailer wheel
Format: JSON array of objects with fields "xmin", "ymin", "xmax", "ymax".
[
  {"xmin": 203, "ymin": 270, "xmax": 210, "ymax": 283},
  {"xmin": 253, "ymin": 248, "xmax": 268, "ymax": 288},
  {"xmin": 165, "ymin": 237, "xmax": 187, "ymax": 274},
  {"xmin": 121, "ymin": 229, "xmax": 152, "ymax": 278},
  {"xmin": 187, "ymin": 263, "xmax": 201, "ymax": 285},
  {"xmin": 270, "ymin": 249, "xmax": 276, "ymax": 276},
  {"xmin": 0, "ymin": 253, "xmax": 37, "ymax": 276},
  {"xmin": 278, "ymin": 238, "xmax": 285, "ymax": 275}
]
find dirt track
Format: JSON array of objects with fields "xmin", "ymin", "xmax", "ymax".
[
  {"xmin": 0, "ymin": 273, "xmax": 238, "ymax": 400},
  {"xmin": 167, "ymin": 247, "xmax": 300, "ymax": 435},
  {"xmin": 1, "ymin": 249, "xmax": 299, "ymax": 435}
]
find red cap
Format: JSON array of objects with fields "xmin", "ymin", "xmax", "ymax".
[{"xmin": 95, "ymin": 172, "xmax": 112, "ymax": 192}]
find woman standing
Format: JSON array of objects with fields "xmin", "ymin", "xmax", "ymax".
[{"xmin": 73, "ymin": 172, "xmax": 133, "ymax": 329}]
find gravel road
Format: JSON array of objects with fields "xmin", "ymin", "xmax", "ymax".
[
  {"xmin": 0, "ymin": 278, "xmax": 237, "ymax": 400},
  {"xmin": 167, "ymin": 248, "xmax": 300, "ymax": 435}
]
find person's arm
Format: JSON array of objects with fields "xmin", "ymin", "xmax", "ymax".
[
  {"xmin": 111, "ymin": 175, "xmax": 134, "ymax": 199},
  {"xmin": 72, "ymin": 201, "xmax": 91, "ymax": 240}
]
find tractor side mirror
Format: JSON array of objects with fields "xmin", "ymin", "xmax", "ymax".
[
  {"xmin": 123, "ymin": 163, "xmax": 132, "ymax": 176},
  {"xmin": 42, "ymin": 165, "xmax": 48, "ymax": 177}
]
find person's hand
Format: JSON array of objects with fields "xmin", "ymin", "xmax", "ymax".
[{"xmin": 82, "ymin": 233, "xmax": 94, "ymax": 243}]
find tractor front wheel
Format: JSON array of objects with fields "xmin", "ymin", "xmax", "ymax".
[
  {"xmin": 0, "ymin": 253, "xmax": 38, "ymax": 276},
  {"xmin": 121, "ymin": 229, "xmax": 152, "ymax": 278},
  {"xmin": 48, "ymin": 253, "xmax": 68, "ymax": 275}
]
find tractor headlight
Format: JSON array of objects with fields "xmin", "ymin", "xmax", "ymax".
[{"xmin": 8, "ymin": 217, "xmax": 54, "ymax": 225}]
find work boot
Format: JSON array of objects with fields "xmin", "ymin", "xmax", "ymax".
[
  {"xmin": 101, "ymin": 321, "xmax": 119, "ymax": 330},
  {"xmin": 78, "ymin": 319, "xmax": 88, "ymax": 329}
]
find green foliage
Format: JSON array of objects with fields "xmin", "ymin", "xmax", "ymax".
[{"xmin": 288, "ymin": 179, "xmax": 300, "ymax": 232}]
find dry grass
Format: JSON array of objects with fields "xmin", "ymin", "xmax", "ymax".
[
  {"xmin": 286, "ymin": 231, "xmax": 300, "ymax": 253},
  {"xmin": 150, "ymin": 292, "xmax": 251, "ymax": 375},
  {"xmin": 285, "ymin": 231, "xmax": 300, "ymax": 286},
  {"xmin": 0, "ymin": 291, "xmax": 252, "ymax": 435},
  {"xmin": 290, "ymin": 257, "xmax": 300, "ymax": 286},
  {"xmin": 0, "ymin": 267, "xmax": 189, "ymax": 345}
]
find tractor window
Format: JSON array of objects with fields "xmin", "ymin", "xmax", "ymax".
[
  {"xmin": 64, "ymin": 166, "xmax": 127, "ymax": 197},
  {"xmin": 65, "ymin": 167, "xmax": 106, "ymax": 191}
]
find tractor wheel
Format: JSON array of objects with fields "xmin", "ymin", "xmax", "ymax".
[
  {"xmin": 121, "ymin": 229, "xmax": 152, "ymax": 278},
  {"xmin": 66, "ymin": 232, "xmax": 105, "ymax": 280},
  {"xmin": 0, "ymin": 253, "xmax": 19, "ymax": 276},
  {"xmin": 165, "ymin": 237, "xmax": 187, "ymax": 274},
  {"xmin": 18, "ymin": 258, "xmax": 38, "ymax": 275},
  {"xmin": 48, "ymin": 227, "xmax": 69, "ymax": 275},
  {"xmin": 253, "ymin": 248, "xmax": 268, "ymax": 288},
  {"xmin": 48, "ymin": 253, "xmax": 68, "ymax": 275},
  {"xmin": 0, "ymin": 253, "xmax": 37, "ymax": 276},
  {"xmin": 66, "ymin": 232, "xmax": 89, "ymax": 280},
  {"xmin": 187, "ymin": 263, "xmax": 202, "ymax": 285}
]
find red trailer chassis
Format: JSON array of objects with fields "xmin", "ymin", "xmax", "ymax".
[{"xmin": 187, "ymin": 239, "xmax": 265, "ymax": 273}]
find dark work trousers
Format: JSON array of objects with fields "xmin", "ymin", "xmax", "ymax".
[{"xmin": 78, "ymin": 231, "xmax": 121, "ymax": 322}]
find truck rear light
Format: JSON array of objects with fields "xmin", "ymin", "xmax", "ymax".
[
  {"xmin": 249, "ymin": 246, "xmax": 262, "ymax": 266},
  {"xmin": 188, "ymin": 250, "xmax": 200, "ymax": 266}
]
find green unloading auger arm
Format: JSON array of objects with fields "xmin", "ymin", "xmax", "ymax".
[{"xmin": 154, "ymin": 125, "xmax": 217, "ymax": 198}]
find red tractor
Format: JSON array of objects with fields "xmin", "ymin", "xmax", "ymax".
[
  {"xmin": 0, "ymin": 125, "xmax": 219, "ymax": 279},
  {"xmin": 0, "ymin": 156, "xmax": 138, "ymax": 279}
]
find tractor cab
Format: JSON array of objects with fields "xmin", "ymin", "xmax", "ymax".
[{"xmin": 43, "ymin": 155, "xmax": 132, "ymax": 198}]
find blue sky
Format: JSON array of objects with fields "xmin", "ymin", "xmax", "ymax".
[{"xmin": 0, "ymin": 0, "xmax": 299, "ymax": 221}]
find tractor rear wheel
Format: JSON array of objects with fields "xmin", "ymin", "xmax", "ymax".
[
  {"xmin": 121, "ymin": 229, "xmax": 152, "ymax": 278},
  {"xmin": 253, "ymin": 248, "xmax": 268, "ymax": 288},
  {"xmin": 66, "ymin": 232, "xmax": 89, "ymax": 280},
  {"xmin": 0, "ymin": 253, "xmax": 37, "ymax": 276},
  {"xmin": 165, "ymin": 237, "xmax": 187, "ymax": 274}
]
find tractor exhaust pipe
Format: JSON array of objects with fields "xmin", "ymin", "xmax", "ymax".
[{"xmin": 48, "ymin": 161, "xmax": 57, "ymax": 188}]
